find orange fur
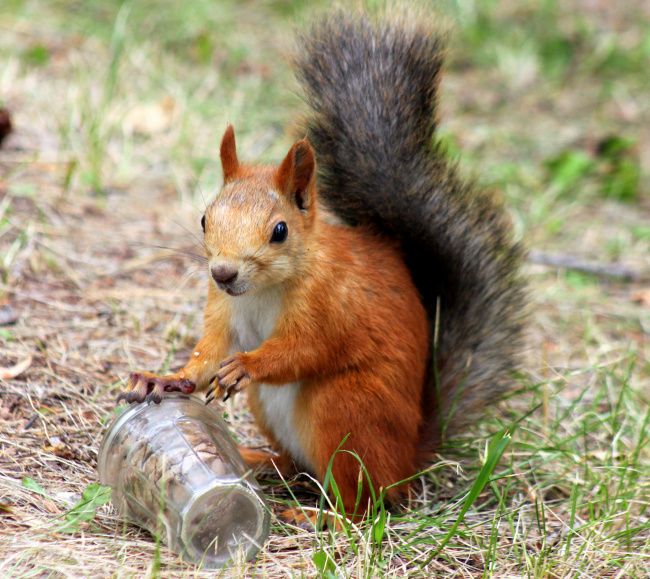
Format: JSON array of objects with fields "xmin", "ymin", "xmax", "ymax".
[{"xmin": 122, "ymin": 126, "xmax": 429, "ymax": 517}]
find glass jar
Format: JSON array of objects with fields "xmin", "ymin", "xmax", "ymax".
[{"xmin": 98, "ymin": 394, "xmax": 270, "ymax": 568}]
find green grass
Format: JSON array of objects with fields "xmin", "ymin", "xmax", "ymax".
[{"xmin": 0, "ymin": 0, "xmax": 649, "ymax": 577}]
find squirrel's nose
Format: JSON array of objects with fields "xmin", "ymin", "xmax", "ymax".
[{"xmin": 211, "ymin": 265, "xmax": 238, "ymax": 284}]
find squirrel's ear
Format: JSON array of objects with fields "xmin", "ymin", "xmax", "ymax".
[
  {"xmin": 276, "ymin": 139, "xmax": 316, "ymax": 211},
  {"xmin": 220, "ymin": 125, "xmax": 239, "ymax": 182}
]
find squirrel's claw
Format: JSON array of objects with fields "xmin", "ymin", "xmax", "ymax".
[
  {"xmin": 216, "ymin": 354, "xmax": 251, "ymax": 400},
  {"xmin": 204, "ymin": 376, "xmax": 218, "ymax": 400},
  {"xmin": 115, "ymin": 371, "xmax": 150, "ymax": 404},
  {"xmin": 145, "ymin": 388, "xmax": 162, "ymax": 405},
  {"xmin": 221, "ymin": 378, "xmax": 249, "ymax": 402},
  {"xmin": 116, "ymin": 371, "xmax": 196, "ymax": 405},
  {"xmin": 204, "ymin": 375, "xmax": 219, "ymax": 405}
]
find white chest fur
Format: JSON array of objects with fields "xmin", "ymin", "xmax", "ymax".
[
  {"xmin": 228, "ymin": 289, "xmax": 311, "ymax": 471},
  {"xmin": 229, "ymin": 288, "xmax": 282, "ymax": 353},
  {"xmin": 257, "ymin": 382, "xmax": 312, "ymax": 471}
]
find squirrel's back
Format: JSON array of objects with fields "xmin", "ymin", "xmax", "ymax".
[{"xmin": 295, "ymin": 9, "xmax": 527, "ymax": 448}]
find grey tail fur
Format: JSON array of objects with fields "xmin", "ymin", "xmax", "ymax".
[{"xmin": 294, "ymin": 9, "xmax": 527, "ymax": 450}]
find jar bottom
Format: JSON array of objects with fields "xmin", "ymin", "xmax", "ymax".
[{"xmin": 181, "ymin": 483, "xmax": 269, "ymax": 568}]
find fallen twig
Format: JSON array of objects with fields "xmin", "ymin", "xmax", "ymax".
[
  {"xmin": 529, "ymin": 251, "xmax": 645, "ymax": 282},
  {"xmin": 0, "ymin": 356, "xmax": 32, "ymax": 380}
]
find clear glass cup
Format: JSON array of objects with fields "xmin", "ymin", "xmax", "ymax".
[{"xmin": 98, "ymin": 393, "xmax": 270, "ymax": 568}]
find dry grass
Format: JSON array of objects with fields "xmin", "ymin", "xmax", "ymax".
[{"xmin": 1, "ymin": 0, "xmax": 649, "ymax": 577}]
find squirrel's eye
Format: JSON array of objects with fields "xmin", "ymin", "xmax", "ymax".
[
  {"xmin": 270, "ymin": 221, "xmax": 288, "ymax": 243},
  {"xmin": 201, "ymin": 215, "xmax": 206, "ymax": 232}
]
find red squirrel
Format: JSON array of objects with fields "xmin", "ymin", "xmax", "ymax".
[{"xmin": 118, "ymin": 9, "xmax": 526, "ymax": 518}]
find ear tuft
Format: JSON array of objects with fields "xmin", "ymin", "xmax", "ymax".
[
  {"xmin": 220, "ymin": 125, "xmax": 239, "ymax": 182},
  {"xmin": 276, "ymin": 139, "xmax": 316, "ymax": 210}
]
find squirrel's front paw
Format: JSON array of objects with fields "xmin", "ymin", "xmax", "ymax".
[
  {"xmin": 207, "ymin": 354, "xmax": 251, "ymax": 403},
  {"xmin": 117, "ymin": 371, "xmax": 196, "ymax": 405}
]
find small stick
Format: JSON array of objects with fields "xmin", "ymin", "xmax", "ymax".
[
  {"xmin": 23, "ymin": 415, "xmax": 39, "ymax": 430},
  {"xmin": 529, "ymin": 251, "xmax": 644, "ymax": 282}
]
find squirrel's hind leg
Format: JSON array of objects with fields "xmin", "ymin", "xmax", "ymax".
[
  {"xmin": 299, "ymin": 373, "xmax": 421, "ymax": 518},
  {"xmin": 236, "ymin": 445, "xmax": 297, "ymax": 478}
]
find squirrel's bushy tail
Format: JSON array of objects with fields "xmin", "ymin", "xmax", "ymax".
[{"xmin": 294, "ymin": 9, "xmax": 526, "ymax": 449}]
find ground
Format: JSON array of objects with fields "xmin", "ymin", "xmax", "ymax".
[{"xmin": 0, "ymin": 0, "xmax": 649, "ymax": 577}]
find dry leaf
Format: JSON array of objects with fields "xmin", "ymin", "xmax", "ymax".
[
  {"xmin": 0, "ymin": 304, "xmax": 19, "ymax": 325},
  {"xmin": 631, "ymin": 288, "xmax": 650, "ymax": 307},
  {"xmin": 0, "ymin": 356, "xmax": 32, "ymax": 380},
  {"xmin": 44, "ymin": 436, "xmax": 79, "ymax": 461},
  {"xmin": 123, "ymin": 96, "xmax": 175, "ymax": 136}
]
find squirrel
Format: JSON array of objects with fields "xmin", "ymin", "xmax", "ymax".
[{"xmin": 118, "ymin": 8, "xmax": 526, "ymax": 519}]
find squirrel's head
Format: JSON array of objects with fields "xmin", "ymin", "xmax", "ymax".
[{"xmin": 202, "ymin": 125, "xmax": 318, "ymax": 297}]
